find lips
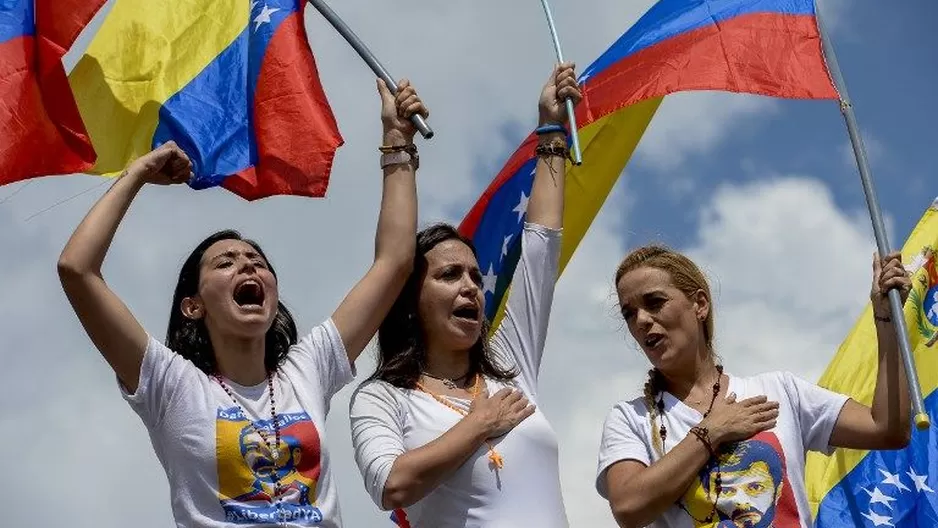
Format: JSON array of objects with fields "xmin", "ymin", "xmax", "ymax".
[
  {"xmin": 233, "ymin": 278, "xmax": 265, "ymax": 309},
  {"xmin": 644, "ymin": 333, "xmax": 665, "ymax": 350},
  {"xmin": 452, "ymin": 304, "xmax": 480, "ymax": 322}
]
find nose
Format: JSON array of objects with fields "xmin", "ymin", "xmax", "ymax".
[
  {"xmin": 634, "ymin": 307, "xmax": 654, "ymax": 330},
  {"xmin": 459, "ymin": 273, "xmax": 480, "ymax": 297},
  {"xmin": 237, "ymin": 257, "xmax": 257, "ymax": 275}
]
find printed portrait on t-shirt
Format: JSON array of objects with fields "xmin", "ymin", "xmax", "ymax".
[
  {"xmin": 216, "ymin": 408, "xmax": 325, "ymax": 525},
  {"xmin": 679, "ymin": 432, "xmax": 800, "ymax": 528}
]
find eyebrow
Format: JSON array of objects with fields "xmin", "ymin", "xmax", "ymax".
[{"xmin": 209, "ymin": 249, "xmax": 262, "ymax": 263}]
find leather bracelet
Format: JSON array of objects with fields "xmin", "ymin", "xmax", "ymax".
[
  {"xmin": 534, "ymin": 142, "xmax": 570, "ymax": 160},
  {"xmin": 874, "ymin": 313, "xmax": 891, "ymax": 323},
  {"xmin": 689, "ymin": 425, "xmax": 715, "ymax": 457},
  {"xmin": 378, "ymin": 143, "xmax": 417, "ymax": 154}
]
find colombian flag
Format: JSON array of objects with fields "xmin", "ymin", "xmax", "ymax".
[
  {"xmin": 807, "ymin": 197, "xmax": 938, "ymax": 527},
  {"xmin": 2, "ymin": 0, "xmax": 343, "ymax": 201},
  {"xmin": 0, "ymin": 0, "xmax": 103, "ymax": 181},
  {"xmin": 460, "ymin": 0, "xmax": 839, "ymax": 327}
]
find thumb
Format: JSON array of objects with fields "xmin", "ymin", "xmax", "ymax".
[
  {"xmin": 376, "ymin": 78, "xmax": 395, "ymax": 106},
  {"xmin": 872, "ymin": 251, "xmax": 882, "ymax": 276}
]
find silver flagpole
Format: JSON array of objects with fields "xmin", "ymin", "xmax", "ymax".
[
  {"xmin": 537, "ymin": 0, "xmax": 582, "ymax": 165},
  {"xmin": 306, "ymin": 0, "xmax": 433, "ymax": 139},
  {"xmin": 817, "ymin": 8, "xmax": 929, "ymax": 430}
]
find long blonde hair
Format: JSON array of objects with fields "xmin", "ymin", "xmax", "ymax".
[{"xmin": 615, "ymin": 245, "xmax": 715, "ymax": 456}]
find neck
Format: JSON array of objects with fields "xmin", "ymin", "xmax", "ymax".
[
  {"xmin": 661, "ymin": 350, "xmax": 719, "ymax": 400},
  {"xmin": 210, "ymin": 331, "xmax": 268, "ymax": 386},
  {"xmin": 423, "ymin": 345, "xmax": 472, "ymax": 382}
]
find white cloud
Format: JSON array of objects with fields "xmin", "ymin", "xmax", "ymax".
[{"xmin": 1, "ymin": 1, "xmax": 854, "ymax": 527}]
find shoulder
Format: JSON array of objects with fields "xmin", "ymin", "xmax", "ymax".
[
  {"xmin": 350, "ymin": 379, "xmax": 408, "ymax": 407},
  {"xmin": 604, "ymin": 395, "xmax": 649, "ymax": 426}
]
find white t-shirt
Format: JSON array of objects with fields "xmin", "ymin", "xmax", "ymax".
[
  {"xmin": 596, "ymin": 371, "xmax": 849, "ymax": 528},
  {"xmin": 349, "ymin": 223, "xmax": 568, "ymax": 528},
  {"xmin": 121, "ymin": 318, "xmax": 354, "ymax": 527}
]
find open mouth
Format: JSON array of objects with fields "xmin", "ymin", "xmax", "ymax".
[
  {"xmin": 233, "ymin": 279, "xmax": 265, "ymax": 308},
  {"xmin": 644, "ymin": 334, "xmax": 664, "ymax": 349},
  {"xmin": 453, "ymin": 305, "xmax": 480, "ymax": 322}
]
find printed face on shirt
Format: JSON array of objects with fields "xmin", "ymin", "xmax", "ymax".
[
  {"xmin": 616, "ymin": 266, "xmax": 709, "ymax": 372},
  {"xmin": 418, "ymin": 239, "xmax": 485, "ymax": 352},
  {"xmin": 189, "ymin": 239, "xmax": 279, "ymax": 339},
  {"xmin": 216, "ymin": 408, "xmax": 325, "ymax": 525},
  {"xmin": 681, "ymin": 432, "xmax": 799, "ymax": 528}
]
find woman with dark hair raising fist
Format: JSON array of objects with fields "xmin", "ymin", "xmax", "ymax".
[{"xmin": 56, "ymin": 78, "xmax": 428, "ymax": 527}]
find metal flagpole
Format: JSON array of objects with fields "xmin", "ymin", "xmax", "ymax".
[
  {"xmin": 817, "ymin": 9, "xmax": 929, "ymax": 430},
  {"xmin": 537, "ymin": 0, "xmax": 582, "ymax": 165},
  {"xmin": 306, "ymin": 0, "xmax": 433, "ymax": 139}
]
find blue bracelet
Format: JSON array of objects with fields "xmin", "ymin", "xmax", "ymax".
[{"xmin": 535, "ymin": 123, "xmax": 567, "ymax": 136}]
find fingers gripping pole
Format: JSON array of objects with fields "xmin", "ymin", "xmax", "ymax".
[
  {"xmin": 538, "ymin": 0, "xmax": 582, "ymax": 165},
  {"xmin": 307, "ymin": 0, "xmax": 433, "ymax": 139}
]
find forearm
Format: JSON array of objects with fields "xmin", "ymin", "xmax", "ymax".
[
  {"xmin": 525, "ymin": 131, "xmax": 566, "ymax": 229},
  {"xmin": 870, "ymin": 318, "xmax": 911, "ymax": 443},
  {"xmin": 609, "ymin": 435, "xmax": 712, "ymax": 527},
  {"xmin": 58, "ymin": 171, "xmax": 145, "ymax": 277},
  {"xmin": 373, "ymin": 131, "xmax": 417, "ymax": 270},
  {"xmin": 382, "ymin": 415, "xmax": 490, "ymax": 510}
]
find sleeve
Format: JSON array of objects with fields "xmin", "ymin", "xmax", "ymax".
[
  {"xmin": 782, "ymin": 371, "xmax": 850, "ymax": 455},
  {"xmin": 596, "ymin": 402, "xmax": 653, "ymax": 500},
  {"xmin": 349, "ymin": 381, "xmax": 407, "ymax": 510},
  {"xmin": 490, "ymin": 223, "xmax": 562, "ymax": 393},
  {"xmin": 291, "ymin": 318, "xmax": 356, "ymax": 403},
  {"xmin": 119, "ymin": 334, "xmax": 195, "ymax": 430}
]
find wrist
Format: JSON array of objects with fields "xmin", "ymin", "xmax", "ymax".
[
  {"xmin": 464, "ymin": 412, "xmax": 495, "ymax": 439},
  {"xmin": 119, "ymin": 167, "xmax": 148, "ymax": 189},
  {"xmin": 382, "ymin": 128, "xmax": 413, "ymax": 147}
]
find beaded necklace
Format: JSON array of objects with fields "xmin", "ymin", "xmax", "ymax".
[
  {"xmin": 213, "ymin": 372, "xmax": 287, "ymax": 523},
  {"xmin": 655, "ymin": 366, "xmax": 723, "ymax": 524},
  {"xmin": 415, "ymin": 374, "xmax": 505, "ymax": 469}
]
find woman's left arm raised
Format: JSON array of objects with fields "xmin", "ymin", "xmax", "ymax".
[
  {"xmin": 829, "ymin": 251, "xmax": 912, "ymax": 450},
  {"xmin": 526, "ymin": 62, "xmax": 581, "ymax": 229},
  {"xmin": 331, "ymin": 79, "xmax": 427, "ymax": 364}
]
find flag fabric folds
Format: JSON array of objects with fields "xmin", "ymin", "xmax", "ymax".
[
  {"xmin": 806, "ymin": 197, "xmax": 938, "ymax": 528},
  {"xmin": 0, "ymin": 0, "xmax": 104, "ymax": 183},
  {"xmin": 460, "ymin": 0, "xmax": 840, "ymax": 327},
  {"xmin": 2, "ymin": 0, "xmax": 342, "ymax": 201},
  {"xmin": 67, "ymin": 0, "xmax": 343, "ymax": 200}
]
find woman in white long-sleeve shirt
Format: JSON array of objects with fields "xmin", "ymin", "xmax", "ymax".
[{"xmin": 349, "ymin": 63, "xmax": 582, "ymax": 528}]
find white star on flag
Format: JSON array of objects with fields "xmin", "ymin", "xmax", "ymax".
[
  {"xmin": 864, "ymin": 487, "xmax": 897, "ymax": 508},
  {"xmin": 501, "ymin": 234, "xmax": 513, "ymax": 258},
  {"xmin": 512, "ymin": 192, "xmax": 529, "ymax": 223},
  {"xmin": 253, "ymin": 4, "xmax": 280, "ymax": 31},
  {"xmin": 908, "ymin": 469, "xmax": 935, "ymax": 493},
  {"xmin": 879, "ymin": 469, "xmax": 911, "ymax": 492},
  {"xmin": 481, "ymin": 265, "xmax": 497, "ymax": 297},
  {"xmin": 862, "ymin": 511, "xmax": 894, "ymax": 527}
]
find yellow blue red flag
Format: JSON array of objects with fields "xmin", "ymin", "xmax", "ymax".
[
  {"xmin": 458, "ymin": 0, "xmax": 839, "ymax": 328},
  {"xmin": 2, "ymin": 0, "xmax": 343, "ymax": 201},
  {"xmin": 807, "ymin": 197, "xmax": 938, "ymax": 527}
]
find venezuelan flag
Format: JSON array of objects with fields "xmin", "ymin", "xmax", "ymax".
[
  {"xmin": 0, "ymin": 0, "xmax": 104, "ymax": 182},
  {"xmin": 460, "ymin": 0, "xmax": 839, "ymax": 327},
  {"xmin": 2, "ymin": 0, "xmax": 343, "ymax": 201},
  {"xmin": 806, "ymin": 197, "xmax": 938, "ymax": 527}
]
